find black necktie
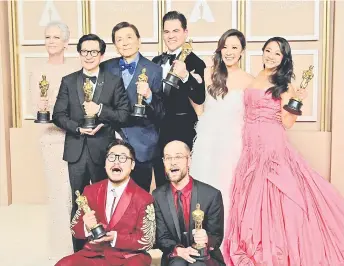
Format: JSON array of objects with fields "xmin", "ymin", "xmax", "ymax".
[
  {"xmin": 83, "ymin": 73, "xmax": 97, "ymax": 84},
  {"xmin": 161, "ymin": 53, "xmax": 176, "ymax": 65},
  {"xmin": 176, "ymin": 190, "xmax": 186, "ymax": 236}
]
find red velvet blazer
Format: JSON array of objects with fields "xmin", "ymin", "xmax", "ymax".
[{"xmin": 70, "ymin": 178, "xmax": 155, "ymax": 265}]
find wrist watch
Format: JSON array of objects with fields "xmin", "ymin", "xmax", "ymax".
[{"xmin": 76, "ymin": 127, "xmax": 81, "ymax": 134}]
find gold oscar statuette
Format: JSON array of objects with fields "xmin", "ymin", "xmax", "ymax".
[
  {"xmin": 82, "ymin": 78, "xmax": 97, "ymax": 128},
  {"xmin": 34, "ymin": 74, "xmax": 52, "ymax": 123},
  {"xmin": 131, "ymin": 68, "xmax": 148, "ymax": 118},
  {"xmin": 190, "ymin": 203, "xmax": 210, "ymax": 261},
  {"xmin": 75, "ymin": 190, "xmax": 106, "ymax": 240},
  {"xmin": 283, "ymin": 65, "xmax": 314, "ymax": 116},
  {"xmin": 163, "ymin": 39, "xmax": 193, "ymax": 89}
]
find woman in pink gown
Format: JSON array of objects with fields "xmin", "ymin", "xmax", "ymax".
[{"xmin": 225, "ymin": 37, "xmax": 344, "ymax": 266}]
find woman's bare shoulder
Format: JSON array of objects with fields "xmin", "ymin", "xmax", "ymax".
[{"xmin": 237, "ymin": 70, "xmax": 255, "ymax": 88}]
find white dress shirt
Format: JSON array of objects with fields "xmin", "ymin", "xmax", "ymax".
[
  {"xmin": 82, "ymin": 68, "xmax": 103, "ymax": 116},
  {"xmin": 161, "ymin": 47, "xmax": 189, "ymax": 91},
  {"xmin": 105, "ymin": 178, "xmax": 130, "ymax": 222},
  {"xmin": 84, "ymin": 178, "xmax": 130, "ymax": 247},
  {"xmin": 83, "ymin": 68, "xmax": 99, "ymax": 98}
]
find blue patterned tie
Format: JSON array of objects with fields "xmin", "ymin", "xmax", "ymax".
[{"xmin": 119, "ymin": 59, "xmax": 136, "ymax": 75}]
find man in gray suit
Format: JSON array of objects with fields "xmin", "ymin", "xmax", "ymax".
[
  {"xmin": 101, "ymin": 22, "xmax": 164, "ymax": 192},
  {"xmin": 53, "ymin": 33, "xmax": 130, "ymax": 252}
]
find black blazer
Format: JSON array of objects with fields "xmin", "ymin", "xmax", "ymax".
[
  {"xmin": 153, "ymin": 51, "xmax": 206, "ymax": 125},
  {"xmin": 52, "ymin": 67, "xmax": 130, "ymax": 164},
  {"xmin": 101, "ymin": 54, "xmax": 165, "ymax": 162},
  {"xmin": 152, "ymin": 179, "xmax": 225, "ymax": 266}
]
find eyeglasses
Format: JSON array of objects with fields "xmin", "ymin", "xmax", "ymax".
[
  {"xmin": 80, "ymin": 50, "xmax": 100, "ymax": 57},
  {"xmin": 162, "ymin": 155, "xmax": 188, "ymax": 163},
  {"xmin": 107, "ymin": 153, "xmax": 133, "ymax": 163}
]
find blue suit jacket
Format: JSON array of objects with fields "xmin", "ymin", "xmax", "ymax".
[{"xmin": 101, "ymin": 54, "xmax": 164, "ymax": 162}]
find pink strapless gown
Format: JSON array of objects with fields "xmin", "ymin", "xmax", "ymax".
[{"xmin": 224, "ymin": 88, "xmax": 344, "ymax": 266}]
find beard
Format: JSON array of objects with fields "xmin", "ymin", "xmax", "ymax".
[{"xmin": 167, "ymin": 168, "xmax": 188, "ymax": 184}]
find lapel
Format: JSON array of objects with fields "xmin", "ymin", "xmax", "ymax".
[
  {"xmin": 110, "ymin": 58, "xmax": 121, "ymax": 77},
  {"xmin": 188, "ymin": 179, "xmax": 198, "ymax": 241},
  {"xmin": 107, "ymin": 178, "xmax": 134, "ymax": 229},
  {"xmin": 127, "ymin": 54, "xmax": 144, "ymax": 89},
  {"xmin": 76, "ymin": 69, "xmax": 85, "ymax": 107},
  {"xmin": 96, "ymin": 180, "xmax": 108, "ymax": 225},
  {"xmin": 166, "ymin": 185, "xmax": 182, "ymax": 241},
  {"xmin": 154, "ymin": 54, "xmax": 163, "ymax": 66},
  {"xmin": 92, "ymin": 68, "xmax": 105, "ymax": 104}
]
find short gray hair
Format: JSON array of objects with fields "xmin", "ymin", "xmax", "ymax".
[{"xmin": 45, "ymin": 21, "xmax": 70, "ymax": 42}]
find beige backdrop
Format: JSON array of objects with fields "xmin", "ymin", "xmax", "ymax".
[{"xmin": 1, "ymin": 0, "xmax": 343, "ymax": 205}]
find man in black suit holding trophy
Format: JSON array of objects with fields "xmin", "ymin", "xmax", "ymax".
[
  {"xmin": 53, "ymin": 34, "xmax": 130, "ymax": 252},
  {"xmin": 153, "ymin": 140, "xmax": 225, "ymax": 266},
  {"xmin": 152, "ymin": 11, "xmax": 206, "ymax": 187}
]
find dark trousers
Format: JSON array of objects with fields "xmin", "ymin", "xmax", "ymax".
[
  {"xmin": 168, "ymin": 257, "xmax": 223, "ymax": 266},
  {"xmin": 68, "ymin": 145, "xmax": 107, "ymax": 252},
  {"xmin": 130, "ymin": 160, "xmax": 154, "ymax": 192}
]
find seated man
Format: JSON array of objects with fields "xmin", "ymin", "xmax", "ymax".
[
  {"xmin": 152, "ymin": 140, "xmax": 225, "ymax": 266},
  {"xmin": 55, "ymin": 139, "xmax": 156, "ymax": 266}
]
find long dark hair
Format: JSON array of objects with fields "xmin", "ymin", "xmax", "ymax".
[
  {"xmin": 208, "ymin": 29, "xmax": 246, "ymax": 99},
  {"xmin": 264, "ymin": 37, "xmax": 295, "ymax": 99}
]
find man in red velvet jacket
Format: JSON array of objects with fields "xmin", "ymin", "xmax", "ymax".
[{"xmin": 55, "ymin": 139, "xmax": 156, "ymax": 266}]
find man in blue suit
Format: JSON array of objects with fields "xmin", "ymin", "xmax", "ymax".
[{"xmin": 101, "ymin": 22, "xmax": 165, "ymax": 192}]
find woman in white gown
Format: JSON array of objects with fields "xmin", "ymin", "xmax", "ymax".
[
  {"xmin": 190, "ymin": 29, "xmax": 253, "ymax": 243},
  {"xmin": 33, "ymin": 21, "xmax": 79, "ymax": 263}
]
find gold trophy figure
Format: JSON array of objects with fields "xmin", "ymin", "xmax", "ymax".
[
  {"xmin": 75, "ymin": 190, "xmax": 106, "ymax": 240},
  {"xmin": 131, "ymin": 68, "xmax": 148, "ymax": 118},
  {"xmin": 283, "ymin": 65, "xmax": 314, "ymax": 116},
  {"xmin": 190, "ymin": 203, "xmax": 210, "ymax": 261},
  {"xmin": 163, "ymin": 39, "xmax": 193, "ymax": 89},
  {"xmin": 34, "ymin": 75, "xmax": 52, "ymax": 123},
  {"xmin": 82, "ymin": 78, "xmax": 97, "ymax": 128}
]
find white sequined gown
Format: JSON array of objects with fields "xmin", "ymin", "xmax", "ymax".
[
  {"xmin": 190, "ymin": 86, "xmax": 244, "ymax": 248},
  {"xmin": 32, "ymin": 62, "xmax": 75, "ymax": 262}
]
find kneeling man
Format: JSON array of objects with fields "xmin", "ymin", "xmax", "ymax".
[
  {"xmin": 55, "ymin": 139, "xmax": 156, "ymax": 266},
  {"xmin": 153, "ymin": 140, "xmax": 225, "ymax": 266}
]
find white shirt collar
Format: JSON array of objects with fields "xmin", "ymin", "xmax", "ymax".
[
  {"xmin": 168, "ymin": 47, "xmax": 182, "ymax": 56},
  {"xmin": 107, "ymin": 178, "xmax": 130, "ymax": 198},
  {"xmin": 83, "ymin": 68, "xmax": 99, "ymax": 78}
]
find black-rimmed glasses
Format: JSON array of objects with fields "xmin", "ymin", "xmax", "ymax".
[
  {"xmin": 107, "ymin": 153, "xmax": 133, "ymax": 163},
  {"xmin": 80, "ymin": 50, "xmax": 100, "ymax": 57}
]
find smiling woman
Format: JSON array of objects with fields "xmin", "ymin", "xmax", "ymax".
[
  {"xmin": 44, "ymin": 21, "xmax": 69, "ymax": 58},
  {"xmin": 36, "ymin": 21, "xmax": 77, "ymax": 263}
]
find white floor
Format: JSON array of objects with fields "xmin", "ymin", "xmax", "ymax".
[{"xmin": 0, "ymin": 204, "xmax": 162, "ymax": 266}]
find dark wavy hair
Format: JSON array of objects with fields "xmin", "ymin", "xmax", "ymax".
[
  {"xmin": 208, "ymin": 29, "xmax": 246, "ymax": 99},
  {"xmin": 77, "ymin": 34, "xmax": 106, "ymax": 55},
  {"xmin": 106, "ymin": 139, "xmax": 136, "ymax": 161},
  {"xmin": 163, "ymin": 11, "xmax": 187, "ymax": 30},
  {"xmin": 263, "ymin": 37, "xmax": 295, "ymax": 99}
]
